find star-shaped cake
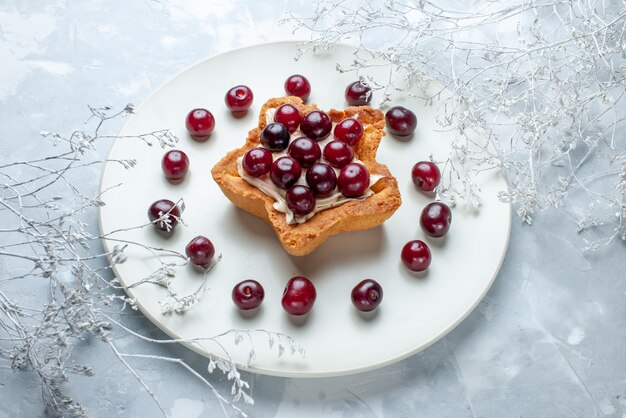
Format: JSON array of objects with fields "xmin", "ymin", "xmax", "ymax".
[{"xmin": 211, "ymin": 96, "xmax": 401, "ymax": 256}]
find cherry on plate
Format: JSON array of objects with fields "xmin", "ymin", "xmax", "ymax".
[
  {"xmin": 185, "ymin": 235, "xmax": 216, "ymax": 267},
  {"xmin": 345, "ymin": 81, "xmax": 372, "ymax": 106},
  {"xmin": 420, "ymin": 202, "xmax": 452, "ymax": 237},
  {"xmin": 305, "ymin": 162, "xmax": 337, "ymax": 197},
  {"xmin": 148, "ymin": 199, "xmax": 181, "ymax": 232},
  {"xmin": 282, "ymin": 276, "xmax": 317, "ymax": 315},
  {"xmin": 288, "ymin": 137, "xmax": 321, "ymax": 168},
  {"xmin": 260, "ymin": 122, "xmax": 290, "ymax": 152},
  {"xmin": 186, "ymin": 108, "xmax": 215, "ymax": 138},
  {"xmin": 232, "ymin": 280, "xmax": 265, "ymax": 310},
  {"xmin": 401, "ymin": 240, "xmax": 431, "ymax": 272},
  {"xmin": 274, "ymin": 104, "xmax": 302, "ymax": 133},
  {"xmin": 385, "ymin": 106, "xmax": 417, "ymax": 136},
  {"xmin": 285, "ymin": 185, "xmax": 316, "ymax": 216},
  {"xmin": 411, "ymin": 161, "xmax": 441, "ymax": 192},
  {"xmin": 333, "ymin": 118, "xmax": 364, "ymax": 146},
  {"xmin": 284, "ymin": 74, "xmax": 311, "ymax": 101},
  {"xmin": 338, "ymin": 163, "xmax": 370, "ymax": 198},
  {"xmin": 351, "ymin": 279, "xmax": 383, "ymax": 312},
  {"xmin": 300, "ymin": 110, "xmax": 332, "ymax": 140},
  {"xmin": 225, "ymin": 85, "xmax": 254, "ymax": 113},
  {"xmin": 270, "ymin": 156, "xmax": 302, "ymax": 189},
  {"xmin": 161, "ymin": 150, "xmax": 189, "ymax": 182},
  {"xmin": 242, "ymin": 147, "xmax": 273, "ymax": 177},
  {"xmin": 323, "ymin": 140, "xmax": 354, "ymax": 168}
]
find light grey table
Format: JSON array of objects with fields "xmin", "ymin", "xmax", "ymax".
[{"xmin": 0, "ymin": 1, "xmax": 624, "ymax": 417}]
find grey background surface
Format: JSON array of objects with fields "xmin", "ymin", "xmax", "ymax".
[{"xmin": 0, "ymin": 1, "xmax": 624, "ymax": 417}]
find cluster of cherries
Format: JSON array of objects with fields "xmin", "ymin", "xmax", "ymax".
[
  {"xmin": 146, "ymin": 201, "xmax": 382, "ymax": 314},
  {"xmin": 241, "ymin": 75, "xmax": 420, "ymax": 218},
  {"xmin": 148, "ymin": 73, "xmax": 434, "ymax": 317},
  {"xmin": 233, "ymin": 276, "xmax": 383, "ymax": 314},
  {"xmin": 146, "ymin": 83, "xmax": 258, "ymax": 296},
  {"xmin": 400, "ymin": 161, "xmax": 452, "ymax": 272},
  {"xmin": 183, "ymin": 75, "xmax": 419, "ymax": 140},
  {"xmin": 243, "ymin": 104, "xmax": 372, "ymax": 216}
]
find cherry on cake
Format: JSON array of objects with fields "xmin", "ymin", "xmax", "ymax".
[{"xmin": 211, "ymin": 96, "xmax": 401, "ymax": 256}]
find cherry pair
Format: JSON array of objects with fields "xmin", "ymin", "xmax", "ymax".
[
  {"xmin": 232, "ymin": 276, "xmax": 315, "ymax": 315},
  {"xmin": 231, "ymin": 277, "xmax": 314, "ymax": 314},
  {"xmin": 185, "ymin": 84, "xmax": 255, "ymax": 139}
]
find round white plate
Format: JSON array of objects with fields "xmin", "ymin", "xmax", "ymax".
[{"xmin": 99, "ymin": 41, "xmax": 510, "ymax": 377}]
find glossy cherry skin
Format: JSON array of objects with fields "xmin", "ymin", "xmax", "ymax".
[
  {"xmin": 270, "ymin": 156, "xmax": 302, "ymax": 189},
  {"xmin": 411, "ymin": 161, "xmax": 441, "ymax": 192},
  {"xmin": 185, "ymin": 108, "xmax": 215, "ymax": 137},
  {"xmin": 225, "ymin": 85, "xmax": 254, "ymax": 113},
  {"xmin": 148, "ymin": 199, "xmax": 181, "ymax": 232},
  {"xmin": 242, "ymin": 147, "xmax": 273, "ymax": 177},
  {"xmin": 274, "ymin": 104, "xmax": 302, "ymax": 133},
  {"xmin": 285, "ymin": 185, "xmax": 316, "ymax": 216},
  {"xmin": 333, "ymin": 118, "xmax": 364, "ymax": 146},
  {"xmin": 284, "ymin": 74, "xmax": 311, "ymax": 101},
  {"xmin": 300, "ymin": 110, "xmax": 332, "ymax": 140},
  {"xmin": 401, "ymin": 240, "xmax": 431, "ymax": 272},
  {"xmin": 232, "ymin": 280, "xmax": 265, "ymax": 310},
  {"xmin": 420, "ymin": 202, "xmax": 452, "ymax": 237},
  {"xmin": 281, "ymin": 276, "xmax": 316, "ymax": 315},
  {"xmin": 288, "ymin": 137, "xmax": 321, "ymax": 168},
  {"xmin": 338, "ymin": 163, "xmax": 370, "ymax": 198},
  {"xmin": 305, "ymin": 163, "xmax": 337, "ymax": 197},
  {"xmin": 351, "ymin": 279, "xmax": 383, "ymax": 312},
  {"xmin": 185, "ymin": 235, "xmax": 216, "ymax": 266},
  {"xmin": 161, "ymin": 150, "xmax": 189, "ymax": 182},
  {"xmin": 345, "ymin": 81, "xmax": 372, "ymax": 106},
  {"xmin": 323, "ymin": 140, "xmax": 354, "ymax": 168},
  {"xmin": 385, "ymin": 106, "xmax": 417, "ymax": 136},
  {"xmin": 260, "ymin": 122, "xmax": 290, "ymax": 152}
]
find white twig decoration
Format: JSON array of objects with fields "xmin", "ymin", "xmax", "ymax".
[
  {"xmin": 0, "ymin": 105, "xmax": 303, "ymax": 416},
  {"xmin": 286, "ymin": 0, "xmax": 626, "ymax": 249}
]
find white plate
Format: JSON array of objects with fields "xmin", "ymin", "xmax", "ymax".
[{"xmin": 99, "ymin": 41, "xmax": 510, "ymax": 377}]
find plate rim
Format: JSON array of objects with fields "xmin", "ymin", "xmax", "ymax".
[{"xmin": 98, "ymin": 40, "xmax": 512, "ymax": 378}]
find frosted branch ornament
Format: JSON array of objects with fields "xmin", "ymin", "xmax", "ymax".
[
  {"xmin": 0, "ymin": 105, "xmax": 303, "ymax": 417},
  {"xmin": 285, "ymin": 0, "xmax": 626, "ymax": 249}
]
